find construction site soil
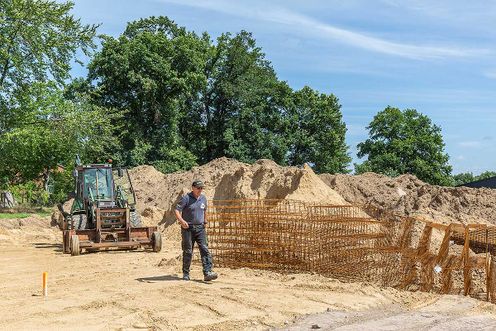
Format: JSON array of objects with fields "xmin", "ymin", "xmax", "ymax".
[
  {"xmin": 320, "ymin": 172, "xmax": 496, "ymax": 225},
  {"xmin": 2, "ymin": 157, "xmax": 496, "ymax": 330}
]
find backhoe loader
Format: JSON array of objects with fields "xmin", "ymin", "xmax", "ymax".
[{"xmin": 59, "ymin": 159, "xmax": 161, "ymax": 256}]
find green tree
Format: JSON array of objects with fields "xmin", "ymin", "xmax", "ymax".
[
  {"xmin": 0, "ymin": 0, "xmax": 96, "ymax": 131},
  {"xmin": 476, "ymin": 171, "xmax": 496, "ymax": 181},
  {"xmin": 287, "ymin": 86, "xmax": 351, "ymax": 173},
  {"xmin": 0, "ymin": 0, "xmax": 99, "ymax": 189},
  {"xmin": 195, "ymin": 31, "xmax": 292, "ymax": 164},
  {"xmin": 88, "ymin": 20, "xmax": 298, "ymax": 170},
  {"xmin": 452, "ymin": 172, "xmax": 475, "ymax": 186},
  {"xmin": 87, "ymin": 17, "xmax": 351, "ymax": 173},
  {"xmin": 0, "ymin": 83, "xmax": 119, "ymax": 184},
  {"xmin": 88, "ymin": 16, "xmax": 208, "ymax": 170},
  {"xmin": 356, "ymin": 106, "xmax": 452, "ymax": 185}
]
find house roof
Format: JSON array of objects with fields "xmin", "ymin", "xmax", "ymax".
[{"xmin": 457, "ymin": 176, "xmax": 496, "ymax": 189}]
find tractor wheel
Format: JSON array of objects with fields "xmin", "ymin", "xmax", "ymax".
[
  {"xmin": 63, "ymin": 231, "xmax": 71, "ymax": 254},
  {"xmin": 152, "ymin": 231, "xmax": 162, "ymax": 252},
  {"xmin": 130, "ymin": 210, "xmax": 142, "ymax": 228},
  {"xmin": 70, "ymin": 235, "xmax": 80, "ymax": 256},
  {"xmin": 72, "ymin": 213, "xmax": 87, "ymax": 230}
]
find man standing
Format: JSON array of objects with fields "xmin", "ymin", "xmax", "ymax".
[{"xmin": 175, "ymin": 180, "xmax": 218, "ymax": 281}]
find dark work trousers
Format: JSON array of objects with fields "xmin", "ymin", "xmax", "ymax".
[{"xmin": 181, "ymin": 224, "xmax": 213, "ymax": 275}]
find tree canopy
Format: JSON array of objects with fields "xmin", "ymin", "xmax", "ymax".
[
  {"xmin": 0, "ymin": 0, "xmax": 96, "ymax": 130},
  {"xmin": 356, "ymin": 106, "xmax": 452, "ymax": 185},
  {"xmin": 87, "ymin": 17, "xmax": 351, "ymax": 173},
  {"xmin": 0, "ymin": 0, "xmax": 107, "ymax": 188},
  {"xmin": 287, "ymin": 86, "xmax": 350, "ymax": 173},
  {"xmin": 0, "ymin": 83, "xmax": 118, "ymax": 182},
  {"xmin": 88, "ymin": 16, "xmax": 208, "ymax": 172}
]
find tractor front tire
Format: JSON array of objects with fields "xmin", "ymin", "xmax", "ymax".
[
  {"xmin": 130, "ymin": 210, "xmax": 142, "ymax": 228},
  {"xmin": 72, "ymin": 214, "xmax": 87, "ymax": 230},
  {"xmin": 152, "ymin": 231, "xmax": 162, "ymax": 252},
  {"xmin": 70, "ymin": 235, "xmax": 80, "ymax": 256}
]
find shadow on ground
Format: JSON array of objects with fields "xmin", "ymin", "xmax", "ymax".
[
  {"xmin": 32, "ymin": 242, "xmax": 63, "ymax": 252},
  {"xmin": 136, "ymin": 275, "xmax": 212, "ymax": 284}
]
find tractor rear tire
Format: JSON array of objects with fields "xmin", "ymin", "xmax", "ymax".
[
  {"xmin": 72, "ymin": 214, "xmax": 87, "ymax": 230},
  {"xmin": 70, "ymin": 235, "xmax": 80, "ymax": 256},
  {"xmin": 152, "ymin": 231, "xmax": 162, "ymax": 252},
  {"xmin": 130, "ymin": 210, "xmax": 142, "ymax": 228}
]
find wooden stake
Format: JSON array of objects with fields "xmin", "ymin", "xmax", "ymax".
[{"xmin": 42, "ymin": 272, "xmax": 48, "ymax": 297}]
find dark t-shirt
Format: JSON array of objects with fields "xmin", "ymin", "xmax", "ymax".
[{"xmin": 176, "ymin": 192, "xmax": 207, "ymax": 225}]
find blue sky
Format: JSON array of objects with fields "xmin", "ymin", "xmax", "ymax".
[{"xmin": 69, "ymin": 0, "xmax": 496, "ymax": 175}]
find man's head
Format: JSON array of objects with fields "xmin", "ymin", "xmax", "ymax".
[{"xmin": 192, "ymin": 180, "xmax": 204, "ymax": 195}]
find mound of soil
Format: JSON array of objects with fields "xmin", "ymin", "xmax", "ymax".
[
  {"xmin": 320, "ymin": 172, "xmax": 496, "ymax": 225},
  {"xmin": 0, "ymin": 215, "xmax": 57, "ymax": 243},
  {"xmin": 52, "ymin": 157, "xmax": 496, "ymax": 232},
  {"xmin": 130, "ymin": 157, "xmax": 347, "ymax": 226}
]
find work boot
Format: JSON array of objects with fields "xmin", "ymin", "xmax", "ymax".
[
  {"xmin": 182, "ymin": 274, "xmax": 190, "ymax": 281},
  {"xmin": 203, "ymin": 271, "xmax": 218, "ymax": 281}
]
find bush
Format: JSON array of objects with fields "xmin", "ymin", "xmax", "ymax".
[
  {"xmin": 8, "ymin": 181, "xmax": 48, "ymax": 206},
  {"xmin": 48, "ymin": 171, "xmax": 74, "ymax": 204},
  {"xmin": 7, "ymin": 171, "xmax": 73, "ymax": 207}
]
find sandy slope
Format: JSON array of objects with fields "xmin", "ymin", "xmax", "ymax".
[
  {"xmin": 320, "ymin": 172, "xmax": 496, "ymax": 225},
  {"xmin": 2, "ymin": 217, "xmax": 496, "ymax": 330}
]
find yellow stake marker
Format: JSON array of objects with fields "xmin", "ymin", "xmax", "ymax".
[{"xmin": 42, "ymin": 272, "xmax": 48, "ymax": 297}]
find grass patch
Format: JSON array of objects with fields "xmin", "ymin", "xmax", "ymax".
[
  {"xmin": 0, "ymin": 213, "xmax": 32, "ymax": 219},
  {"xmin": 0, "ymin": 207, "xmax": 52, "ymax": 219}
]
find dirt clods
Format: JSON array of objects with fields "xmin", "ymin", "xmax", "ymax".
[{"xmin": 321, "ymin": 172, "xmax": 496, "ymax": 225}]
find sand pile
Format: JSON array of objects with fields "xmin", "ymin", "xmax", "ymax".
[
  {"xmin": 131, "ymin": 157, "xmax": 347, "ymax": 226},
  {"xmin": 52, "ymin": 157, "xmax": 496, "ymax": 231},
  {"xmin": 320, "ymin": 172, "xmax": 496, "ymax": 225},
  {"xmin": 0, "ymin": 215, "xmax": 58, "ymax": 244}
]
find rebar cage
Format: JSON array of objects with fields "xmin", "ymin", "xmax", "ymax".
[{"xmin": 207, "ymin": 199, "xmax": 496, "ymax": 303}]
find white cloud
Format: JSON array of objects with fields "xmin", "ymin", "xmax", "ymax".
[
  {"xmin": 287, "ymin": 16, "xmax": 485, "ymax": 60},
  {"xmin": 381, "ymin": 1, "xmax": 496, "ymax": 27},
  {"xmin": 159, "ymin": 0, "xmax": 490, "ymax": 60}
]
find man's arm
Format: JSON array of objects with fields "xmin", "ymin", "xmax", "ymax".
[
  {"xmin": 175, "ymin": 195, "xmax": 189, "ymax": 229},
  {"xmin": 204, "ymin": 197, "xmax": 208, "ymax": 225},
  {"xmin": 175, "ymin": 209, "xmax": 189, "ymax": 229}
]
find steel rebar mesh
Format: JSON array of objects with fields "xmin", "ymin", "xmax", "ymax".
[{"xmin": 207, "ymin": 199, "xmax": 496, "ymax": 302}]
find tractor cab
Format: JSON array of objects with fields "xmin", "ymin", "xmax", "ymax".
[
  {"xmin": 71, "ymin": 164, "xmax": 138, "ymax": 222},
  {"xmin": 82, "ymin": 166, "xmax": 114, "ymax": 201}
]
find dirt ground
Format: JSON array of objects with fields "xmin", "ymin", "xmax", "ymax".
[
  {"xmin": 7, "ymin": 158, "xmax": 496, "ymax": 330},
  {"xmin": 2, "ymin": 216, "xmax": 496, "ymax": 330}
]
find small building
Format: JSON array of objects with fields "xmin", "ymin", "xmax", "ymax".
[{"xmin": 458, "ymin": 176, "xmax": 496, "ymax": 189}]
